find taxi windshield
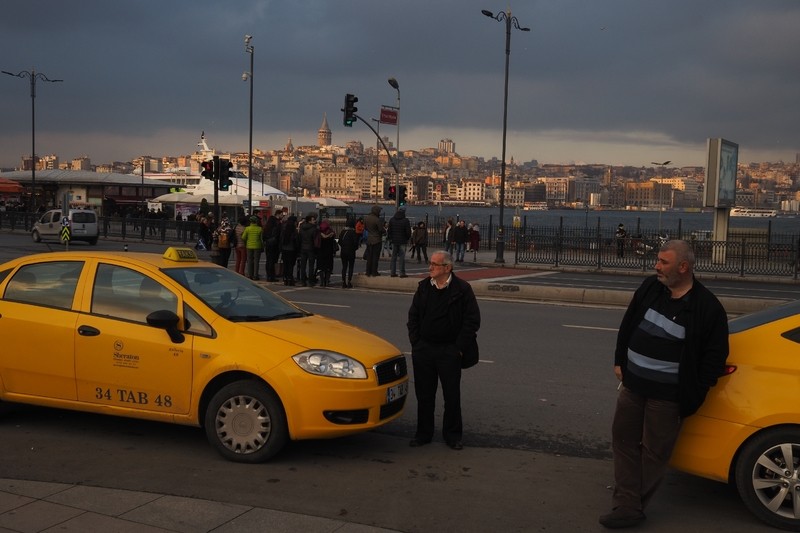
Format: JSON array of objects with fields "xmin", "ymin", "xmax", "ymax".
[{"xmin": 163, "ymin": 267, "xmax": 309, "ymax": 322}]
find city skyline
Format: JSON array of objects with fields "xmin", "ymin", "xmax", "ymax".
[{"xmin": 2, "ymin": 1, "xmax": 800, "ymax": 169}]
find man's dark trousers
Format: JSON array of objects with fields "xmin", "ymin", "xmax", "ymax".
[{"xmin": 411, "ymin": 341, "xmax": 462, "ymax": 443}]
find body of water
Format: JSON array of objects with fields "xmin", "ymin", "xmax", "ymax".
[{"xmin": 351, "ymin": 202, "xmax": 800, "ymax": 237}]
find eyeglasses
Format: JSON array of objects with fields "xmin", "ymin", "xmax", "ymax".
[{"xmin": 428, "ymin": 261, "xmax": 450, "ymax": 267}]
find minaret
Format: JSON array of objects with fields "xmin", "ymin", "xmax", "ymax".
[{"xmin": 318, "ymin": 113, "xmax": 332, "ymax": 147}]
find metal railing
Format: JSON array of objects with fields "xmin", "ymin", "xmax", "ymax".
[
  {"xmin": 511, "ymin": 229, "xmax": 800, "ymax": 279},
  {"xmin": 3, "ymin": 211, "xmax": 798, "ymax": 279}
]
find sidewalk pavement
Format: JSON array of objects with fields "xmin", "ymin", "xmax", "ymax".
[{"xmin": 0, "ymin": 478, "xmax": 400, "ymax": 533}]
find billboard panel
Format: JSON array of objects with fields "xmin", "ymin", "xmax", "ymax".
[{"xmin": 703, "ymin": 138, "xmax": 738, "ymax": 208}]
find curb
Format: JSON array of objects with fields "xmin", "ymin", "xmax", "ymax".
[{"xmin": 352, "ymin": 273, "xmax": 785, "ymax": 315}]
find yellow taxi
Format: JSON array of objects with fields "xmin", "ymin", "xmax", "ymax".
[
  {"xmin": 670, "ymin": 300, "xmax": 800, "ymax": 530},
  {"xmin": 0, "ymin": 247, "xmax": 408, "ymax": 463}
]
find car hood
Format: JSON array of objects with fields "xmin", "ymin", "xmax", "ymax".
[{"xmin": 238, "ymin": 314, "xmax": 401, "ymax": 364}]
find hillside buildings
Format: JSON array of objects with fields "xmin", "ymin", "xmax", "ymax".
[{"xmin": 5, "ymin": 116, "xmax": 800, "ymax": 212}]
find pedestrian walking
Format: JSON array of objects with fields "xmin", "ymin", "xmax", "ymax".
[
  {"xmin": 451, "ymin": 220, "xmax": 468, "ymax": 262},
  {"xmin": 387, "ymin": 207, "xmax": 412, "ymax": 277},
  {"xmin": 468, "ymin": 223, "xmax": 480, "ymax": 253},
  {"xmin": 364, "ymin": 205, "xmax": 384, "ymax": 276},
  {"xmin": 262, "ymin": 211, "xmax": 283, "ymax": 281},
  {"xmin": 242, "ymin": 216, "xmax": 263, "ymax": 280},
  {"xmin": 443, "ymin": 218, "xmax": 454, "ymax": 255},
  {"xmin": 280, "ymin": 215, "xmax": 299, "ymax": 286},
  {"xmin": 411, "ymin": 221, "xmax": 429, "ymax": 263},
  {"xmin": 233, "ymin": 215, "xmax": 247, "ymax": 275},
  {"xmin": 316, "ymin": 219, "xmax": 336, "ymax": 287},
  {"xmin": 211, "ymin": 214, "xmax": 233, "ymax": 268},
  {"xmin": 298, "ymin": 214, "xmax": 319, "ymax": 286},
  {"xmin": 338, "ymin": 219, "xmax": 360, "ymax": 288},
  {"xmin": 615, "ymin": 223, "xmax": 628, "ymax": 258}
]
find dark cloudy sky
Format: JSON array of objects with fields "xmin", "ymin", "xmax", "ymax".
[{"xmin": 2, "ymin": 0, "xmax": 799, "ymax": 169}]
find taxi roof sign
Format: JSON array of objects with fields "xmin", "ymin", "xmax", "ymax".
[{"xmin": 163, "ymin": 247, "xmax": 199, "ymax": 262}]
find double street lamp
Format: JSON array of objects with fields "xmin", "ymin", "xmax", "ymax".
[
  {"xmin": 2, "ymin": 68, "xmax": 63, "ymax": 212},
  {"xmin": 482, "ymin": 9, "xmax": 529, "ymax": 264},
  {"xmin": 244, "ymin": 35, "xmax": 254, "ymax": 215},
  {"xmin": 387, "ymin": 77, "xmax": 400, "ymax": 210}
]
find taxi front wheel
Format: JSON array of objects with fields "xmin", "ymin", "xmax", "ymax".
[{"xmin": 204, "ymin": 381, "xmax": 288, "ymax": 463}]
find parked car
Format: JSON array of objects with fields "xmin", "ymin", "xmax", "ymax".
[
  {"xmin": 0, "ymin": 247, "xmax": 408, "ymax": 462},
  {"xmin": 31, "ymin": 208, "xmax": 99, "ymax": 245},
  {"xmin": 670, "ymin": 299, "xmax": 800, "ymax": 530}
]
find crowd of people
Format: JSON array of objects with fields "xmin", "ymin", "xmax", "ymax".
[{"xmin": 201, "ymin": 204, "xmax": 484, "ymax": 290}]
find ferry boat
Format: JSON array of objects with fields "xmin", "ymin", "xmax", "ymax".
[
  {"xmin": 730, "ymin": 207, "xmax": 777, "ymax": 218},
  {"xmin": 523, "ymin": 202, "xmax": 549, "ymax": 211}
]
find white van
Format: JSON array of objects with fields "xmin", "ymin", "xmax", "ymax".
[{"xmin": 32, "ymin": 208, "xmax": 99, "ymax": 245}]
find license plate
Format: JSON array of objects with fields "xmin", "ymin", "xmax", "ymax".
[{"xmin": 386, "ymin": 381, "xmax": 408, "ymax": 403}]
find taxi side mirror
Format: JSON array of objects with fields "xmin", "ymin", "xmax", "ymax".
[{"xmin": 146, "ymin": 310, "xmax": 185, "ymax": 343}]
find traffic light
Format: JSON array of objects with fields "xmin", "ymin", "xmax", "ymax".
[
  {"xmin": 201, "ymin": 159, "xmax": 214, "ymax": 180},
  {"xmin": 398, "ymin": 185, "xmax": 407, "ymax": 206},
  {"xmin": 342, "ymin": 93, "xmax": 358, "ymax": 127},
  {"xmin": 387, "ymin": 185, "xmax": 396, "ymax": 201},
  {"xmin": 218, "ymin": 159, "xmax": 233, "ymax": 191}
]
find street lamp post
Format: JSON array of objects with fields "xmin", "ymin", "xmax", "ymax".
[
  {"xmin": 651, "ymin": 160, "xmax": 671, "ymax": 233},
  {"xmin": 481, "ymin": 9, "xmax": 529, "ymax": 264},
  {"xmin": 2, "ymin": 68, "xmax": 62, "ymax": 212},
  {"xmin": 371, "ymin": 117, "xmax": 381, "ymax": 201},
  {"xmin": 388, "ymin": 77, "xmax": 400, "ymax": 210},
  {"xmin": 244, "ymin": 35, "xmax": 254, "ymax": 215}
]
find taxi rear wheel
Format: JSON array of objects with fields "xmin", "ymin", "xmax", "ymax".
[
  {"xmin": 204, "ymin": 381, "xmax": 288, "ymax": 463},
  {"xmin": 734, "ymin": 428, "xmax": 800, "ymax": 531}
]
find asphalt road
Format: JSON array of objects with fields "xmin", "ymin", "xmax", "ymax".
[{"xmin": 0, "ymin": 231, "xmax": 783, "ymax": 531}]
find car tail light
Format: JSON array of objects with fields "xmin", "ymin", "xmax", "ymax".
[{"xmin": 722, "ymin": 365, "xmax": 737, "ymax": 376}]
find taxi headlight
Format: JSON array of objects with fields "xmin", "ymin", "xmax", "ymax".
[{"xmin": 292, "ymin": 351, "xmax": 367, "ymax": 379}]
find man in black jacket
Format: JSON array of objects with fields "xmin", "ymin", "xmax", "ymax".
[
  {"xmin": 600, "ymin": 240, "xmax": 728, "ymax": 529},
  {"xmin": 364, "ymin": 205, "xmax": 384, "ymax": 277},
  {"xmin": 387, "ymin": 207, "xmax": 412, "ymax": 277},
  {"xmin": 407, "ymin": 250, "xmax": 480, "ymax": 451}
]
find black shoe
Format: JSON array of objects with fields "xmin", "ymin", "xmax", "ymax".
[
  {"xmin": 409, "ymin": 438, "xmax": 432, "ymax": 447},
  {"xmin": 391, "ymin": 274, "xmax": 398, "ymax": 277},
  {"xmin": 446, "ymin": 440, "xmax": 463, "ymax": 450},
  {"xmin": 347, "ymin": 282, "xmax": 353, "ymax": 288},
  {"xmin": 400, "ymin": 274, "xmax": 408, "ymax": 278},
  {"xmin": 599, "ymin": 507, "xmax": 645, "ymax": 529}
]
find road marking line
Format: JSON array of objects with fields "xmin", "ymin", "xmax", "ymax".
[
  {"xmin": 479, "ymin": 271, "xmax": 556, "ymax": 282},
  {"xmin": 563, "ymin": 324, "xmax": 618, "ymax": 332}
]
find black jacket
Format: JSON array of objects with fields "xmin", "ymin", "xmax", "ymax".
[
  {"xmin": 338, "ymin": 227, "xmax": 360, "ymax": 256},
  {"xmin": 407, "ymin": 272, "xmax": 481, "ymax": 364},
  {"xmin": 387, "ymin": 210, "xmax": 412, "ymax": 245},
  {"xmin": 615, "ymin": 275, "xmax": 729, "ymax": 417}
]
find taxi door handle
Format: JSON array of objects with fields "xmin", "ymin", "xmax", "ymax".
[{"xmin": 77, "ymin": 325, "xmax": 100, "ymax": 336}]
